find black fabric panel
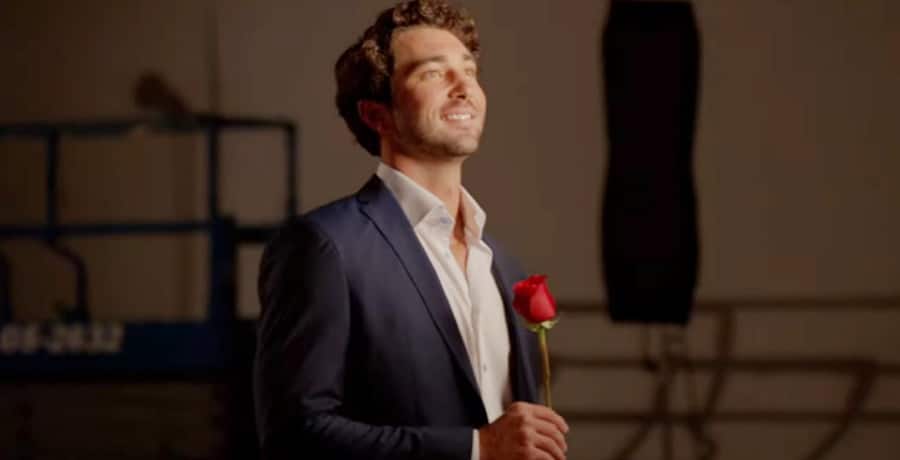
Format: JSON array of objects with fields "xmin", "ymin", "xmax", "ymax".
[{"xmin": 601, "ymin": 1, "xmax": 701, "ymax": 324}]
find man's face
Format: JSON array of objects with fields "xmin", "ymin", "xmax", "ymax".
[{"xmin": 386, "ymin": 26, "xmax": 486, "ymax": 160}]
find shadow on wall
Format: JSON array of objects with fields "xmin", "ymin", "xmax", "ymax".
[{"xmin": 553, "ymin": 297, "xmax": 900, "ymax": 460}]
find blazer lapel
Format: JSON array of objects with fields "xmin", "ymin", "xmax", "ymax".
[
  {"xmin": 486, "ymin": 238, "xmax": 539, "ymax": 404},
  {"xmin": 356, "ymin": 176, "xmax": 481, "ymax": 399}
]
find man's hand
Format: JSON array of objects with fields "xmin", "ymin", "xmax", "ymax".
[{"xmin": 478, "ymin": 402, "xmax": 569, "ymax": 460}]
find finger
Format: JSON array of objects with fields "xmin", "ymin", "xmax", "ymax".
[
  {"xmin": 533, "ymin": 418, "xmax": 567, "ymax": 453},
  {"xmin": 531, "ymin": 429, "xmax": 566, "ymax": 460},
  {"xmin": 531, "ymin": 406, "xmax": 570, "ymax": 434}
]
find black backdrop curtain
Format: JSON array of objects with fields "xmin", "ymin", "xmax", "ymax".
[{"xmin": 601, "ymin": 0, "xmax": 701, "ymax": 324}]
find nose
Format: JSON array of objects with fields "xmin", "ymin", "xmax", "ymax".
[{"xmin": 447, "ymin": 69, "xmax": 471, "ymax": 100}]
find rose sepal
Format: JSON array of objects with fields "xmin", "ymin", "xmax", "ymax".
[{"xmin": 523, "ymin": 317, "xmax": 560, "ymax": 333}]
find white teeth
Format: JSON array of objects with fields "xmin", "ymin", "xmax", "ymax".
[{"xmin": 445, "ymin": 113, "xmax": 473, "ymax": 121}]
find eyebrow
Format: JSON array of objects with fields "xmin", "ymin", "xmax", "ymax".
[{"xmin": 399, "ymin": 52, "xmax": 477, "ymax": 77}]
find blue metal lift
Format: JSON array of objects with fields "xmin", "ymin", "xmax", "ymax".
[{"xmin": 0, "ymin": 114, "xmax": 297, "ymax": 378}]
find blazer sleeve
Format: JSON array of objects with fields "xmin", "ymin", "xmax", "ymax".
[{"xmin": 254, "ymin": 218, "xmax": 472, "ymax": 460}]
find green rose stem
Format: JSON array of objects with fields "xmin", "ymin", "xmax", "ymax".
[{"xmin": 538, "ymin": 327, "xmax": 552, "ymax": 408}]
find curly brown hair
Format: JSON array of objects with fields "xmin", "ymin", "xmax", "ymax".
[{"xmin": 335, "ymin": 0, "xmax": 480, "ymax": 157}]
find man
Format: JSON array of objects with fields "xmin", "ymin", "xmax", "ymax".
[{"xmin": 254, "ymin": 1, "xmax": 568, "ymax": 459}]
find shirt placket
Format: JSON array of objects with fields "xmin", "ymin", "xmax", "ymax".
[
  {"xmin": 450, "ymin": 233, "xmax": 480, "ymax": 388},
  {"xmin": 465, "ymin": 238, "xmax": 486, "ymax": 393},
  {"xmin": 427, "ymin": 214, "xmax": 481, "ymax": 386}
]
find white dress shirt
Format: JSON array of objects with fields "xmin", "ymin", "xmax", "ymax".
[{"xmin": 376, "ymin": 163, "xmax": 512, "ymax": 460}]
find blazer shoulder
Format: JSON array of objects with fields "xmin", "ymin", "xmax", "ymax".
[
  {"xmin": 261, "ymin": 193, "xmax": 357, "ymax": 251},
  {"xmin": 303, "ymin": 194, "xmax": 372, "ymax": 244},
  {"xmin": 260, "ymin": 216, "xmax": 337, "ymax": 277}
]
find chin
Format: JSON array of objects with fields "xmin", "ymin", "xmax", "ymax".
[
  {"xmin": 446, "ymin": 141, "xmax": 480, "ymax": 157},
  {"xmin": 411, "ymin": 133, "xmax": 481, "ymax": 158},
  {"xmin": 447, "ymin": 133, "xmax": 483, "ymax": 154}
]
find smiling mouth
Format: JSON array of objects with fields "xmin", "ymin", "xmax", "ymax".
[{"xmin": 443, "ymin": 113, "xmax": 474, "ymax": 121}]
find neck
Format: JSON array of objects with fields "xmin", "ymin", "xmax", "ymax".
[{"xmin": 381, "ymin": 150, "xmax": 465, "ymax": 221}]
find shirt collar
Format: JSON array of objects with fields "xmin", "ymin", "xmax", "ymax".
[
  {"xmin": 376, "ymin": 162, "xmax": 487, "ymax": 240},
  {"xmin": 459, "ymin": 187, "xmax": 487, "ymax": 241}
]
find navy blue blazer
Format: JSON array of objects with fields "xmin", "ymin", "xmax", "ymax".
[{"xmin": 254, "ymin": 175, "xmax": 539, "ymax": 460}]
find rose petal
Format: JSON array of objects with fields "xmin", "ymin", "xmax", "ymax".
[{"xmin": 513, "ymin": 274, "xmax": 557, "ymax": 324}]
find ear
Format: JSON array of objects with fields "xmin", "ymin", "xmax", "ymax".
[{"xmin": 358, "ymin": 100, "xmax": 393, "ymax": 135}]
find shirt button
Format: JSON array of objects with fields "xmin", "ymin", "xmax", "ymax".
[{"xmin": 482, "ymin": 364, "xmax": 488, "ymax": 372}]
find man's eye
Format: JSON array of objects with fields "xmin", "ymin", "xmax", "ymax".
[
  {"xmin": 465, "ymin": 68, "xmax": 478, "ymax": 77},
  {"xmin": 421, "ymin": 70, "xmax": 442, "ymax": 80}
]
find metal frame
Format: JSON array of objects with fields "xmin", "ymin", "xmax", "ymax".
[{"xmin": 0, "ymin": 114, "xmax": 297, "ymax": 378}]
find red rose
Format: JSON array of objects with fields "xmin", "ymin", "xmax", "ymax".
[
  {"xmin": 513, "ymin": 274, "xmax": 559, "ymax": 408},
  {"xmin": 513, "ymin": 275, "xmax": 558, "ymax": 324}
]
